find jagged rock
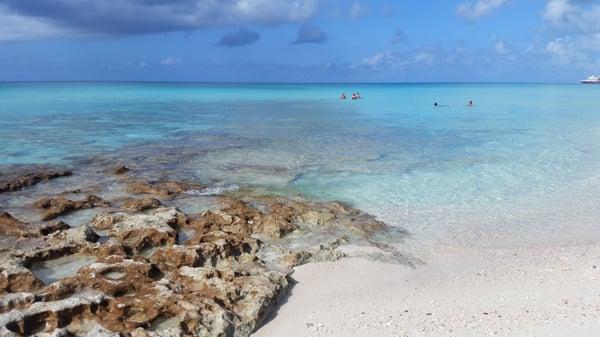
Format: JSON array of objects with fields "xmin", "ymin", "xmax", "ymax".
[
  {"xmin": 86, "ymin": 325, "xmax": 122, "ymax": 337},
  {"xmin": 39, "ymin": 221, "xmax": 71, "ymax": 236},
  {"xmin": 33, "ymin": 195, "xmax": 111, "ymax": 221},
  {"xmin": 0, "ymin": 212, "xmax": 29, "ymax": 237},
  {"xmin": 0, "ymin": 253, "xmax": 43, "ymax": 294},
  {"xmin": 127, "ymin": 181, "xmax": 204, "ymax": 196},
  {"xmin": 149, "ymin": 245, "xmax": 203, "ymax": 269},
  {"xmin": 47, "ymin": 225, "xmax": 100, "ymax": 244},
  {"xmin": 0, "ymin": 293, "xmax": 37, "ymax": 314},
  {"xmin": 113, "ymin": 165, "xmax": 131, "ymax": 175},
  {"xmin": 91, "ymin": 208, "xmax": 180, "ymax": 252},
  {"xmin": 0, "ymin": 292, "xmax": 105, "ymax": 336},
  {"xmin": 122, "ymin": 198, "xmax": 162, "ymax": 212},
  {"xmin": 0, "ymin": 175, "xmax": 396, "ymax": 337},
  {"xmin": 43, "ymin": 257, "xmax": 160, "ymax": 301},
  {"xmin": 302, "ymin": 209, "xmax": 336, "ymax": 225},
  {"xmin": 173, "ymin": 265, "xmax": 289, "ymax": 336},
  {"xmin": 0, "ymin": 169, "xmax": 72, "ymax": 193}
]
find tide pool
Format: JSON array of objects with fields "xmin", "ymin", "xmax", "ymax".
[{"xmin": 2, "ymin": 82, "xmax": 600, "ymax": 250}]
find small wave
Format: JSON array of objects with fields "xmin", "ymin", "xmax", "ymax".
[{"xmin": 185, "ymin": 184, "xmax": 240, "ymax": 196}]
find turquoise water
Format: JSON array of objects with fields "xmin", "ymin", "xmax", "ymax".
[{"xmin": 2, "ymin": 82, "xmax": 600, "ymax": 249}]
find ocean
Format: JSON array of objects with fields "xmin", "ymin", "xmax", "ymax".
[{"xmin": 2, "ymin": 82, "xmax": 600, "ymax": 251}]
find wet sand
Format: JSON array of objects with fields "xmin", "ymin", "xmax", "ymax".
[{"xmin": 253, "ymin": 244, "xmax": 600, "ymax": 337}]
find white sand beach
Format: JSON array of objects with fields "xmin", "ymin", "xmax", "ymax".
[{"xmin": 253, "ymin": 244, "xmax": 600, "ymax": 337}]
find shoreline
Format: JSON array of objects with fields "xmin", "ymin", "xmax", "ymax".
[
  {"xmin": 0, "ymin": 164, "xmax": 407, "ymax": 337},
  {"xmin": 2, "ymin": 161, "xmax": 600, "ymax": 336},
  {"xmin": 253, "ymin": 243, "xmax": 600, "ymax": 337}
]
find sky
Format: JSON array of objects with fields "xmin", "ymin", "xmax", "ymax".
[{"xmin": 0, "ymin": 0, "xmax": 599, "ymax": 82}]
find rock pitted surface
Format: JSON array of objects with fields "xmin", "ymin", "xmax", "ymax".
[
  {"xmin": 33, "ymin": 195, "xmax": 111, "ymax": 221},
  {"xmin": 0, "ymin": 172, "xmax": 401, "ymax": 337},
  {"xmin": 0, "ymin": 212, "xmax": 30, "ymax": 237}
]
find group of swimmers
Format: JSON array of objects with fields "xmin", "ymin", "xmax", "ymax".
[
  {"xmin": 340, "ymin": 92, "xmax": 361, "ymax": 100},
  {"xmin": 340, "ymin": 92, "xmax": 474, "ymax": 107}
]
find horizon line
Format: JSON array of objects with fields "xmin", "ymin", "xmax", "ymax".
[{"xmin": 0, "ymin": 80, "xmax": 580, "ymax": 85}]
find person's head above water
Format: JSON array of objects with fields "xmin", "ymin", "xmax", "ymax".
[{"xmin": 434, "ymin": 102, "xmax": 438, "ymax": 107}]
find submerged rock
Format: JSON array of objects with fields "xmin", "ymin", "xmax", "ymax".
[
  {"xmin": 113, "ymin": 165, "xmax": 131, "ymax": 175},
  {"xmin": 33, "ymin": 195, "xmax": 111, "ymax": 221},
  {"xmin": 122, "ymin": 198, "xmax": 162, "ymax": 212},
  {"xmin": 0, "ymin": 168, "xmax": 72, "ymax": 193},
  {"xmin": 127, "ymin": 180, "xmax": 204, "ymax": 196}
]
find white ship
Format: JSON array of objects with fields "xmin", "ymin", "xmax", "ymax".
[{"xmin": 581, "ymin": 75, "xmax": 600, "ymax": 84}]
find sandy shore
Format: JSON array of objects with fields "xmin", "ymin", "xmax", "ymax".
[{"xmin": 253, "ymin": 244, "xmax": 600, "ymax": 337}]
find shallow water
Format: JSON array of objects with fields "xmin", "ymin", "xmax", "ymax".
[
  {"xmin": 103, "ymin": 270, "xmax": 127, "ymax": 280},
  {"xmin": 2, "ymin": 83, "xmax": 600, "ymax": 250},
  {"xmin": 149, "ymin": 316, "xmax": 181, "ymax": 333},
  {"xmin": 177, "ymin": 229, "xmax": 196, "ymax": 244},
  {"xmin": 29, "ymin": 254, "xmax": 97, "ymax": 285}
]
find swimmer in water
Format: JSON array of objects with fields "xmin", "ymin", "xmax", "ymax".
[
  {"xmin": 434, "ymin": 102, "xmax": 438, "ymax": 107},
  {"xmin": 468, "ymin": 100, "xmax": 473, "ymax": 106},
  {"xmin": 356, "ymin": 92, "xmax": 361, "ymax": 99},
  {"xmin": 351, "ymin": 93, "xmax": 358, "ymax": 100},
  {"xmin": 340, "ymin": 93, "xmax": 346, "ymax": 100}
]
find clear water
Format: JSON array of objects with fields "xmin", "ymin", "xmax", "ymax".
[
  {"xmin": 29, "ymin": 254, "xmax": 97, "ymax": 285},
  {"xmin": 2, "ymin": 82, "xmax": 600, "ymax": 251}
]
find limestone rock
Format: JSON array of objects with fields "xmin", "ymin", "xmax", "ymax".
[
  {"xmin": 127, "ymin": 180, "xmax": 204, "ymax": 196},
  {"xmin": 33, "ymin": 195, "xmax": 111, "ymax": 221},
  {"xmin": 0, "ymin": 292, "xmax": 105, "ymax": 336},
  {"xmin": 0, "ymin": 212, "xmax": 29, "ymax": 237},
  {"xmin": 0, "ymin": 253, "xmax": 43, "ymax": 294},
  {"xmin": 122, "ymin": 198, "xmax": 161, "ymax": 212},
  {"xmin": 113, "ymin": 165, "xmax": 131, "ymax": 175},
  {"xmin": 91, "ymin": 208, "xmax": 179, "ymax": 252}
]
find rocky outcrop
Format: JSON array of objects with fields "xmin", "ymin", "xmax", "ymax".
[
  {"xmin": 33, "ymin": 195, "xmax": 111, "ymax": 221},
  {"xmin": 0, "ymin": 212, "xmax": 30, "ymax": 237},
  {"xmin": 0, "ymin": 169, "xmax": 72, "ymax": 193},
  {"xmin": 113, "ymin": 165, "xmax": 131, "ymax": 175},
  {"xmin": 0, "ymin": 177, "xmax": 399, "ymax": 337},
  {"xmin": 38, "ymin": 222, "xmax": 71, "ymax": 236},
  {"xmin": 126, "ymin": 181, "xmax": 204, "ymax": 196},
  {"xmin": 0, "ymin": 253, "xmax": 44, "ymax": 294},
  {"xmin": 0, "ymin": 292, "xmax": 105, "ymax": 336},
  {"xmin": 122, "ymin": 198, "xmax": 162, "ymax": 212},
  {"xmin": 91, "ymin": 207, "xmax": 180, "ymax": 253}
]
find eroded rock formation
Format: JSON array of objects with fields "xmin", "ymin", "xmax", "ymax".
[
  {"xmin": 0, "ymin": 174, "xmax": 397, "ymax": 337},
  {"xmin": 33, "ymin": 195, "xmax": 111, "ymax": 221}
]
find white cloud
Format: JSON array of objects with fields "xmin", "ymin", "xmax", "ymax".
[
  {"xmin": 355, "ymin": 50, "xmax": 437, "ymax": 71},
  {"xmin": 457, "ymin": 0, "xmax": 509, "ymax": 20},
  {"xmin": 543, "ymin": 0, "xmax": 600, "ymax": 31},
  {"xmin": 494, "ymin": 40, "xmax": 511, "ymax": 55},
  {"xmin": 543, "ymin": 0, "xmax": 573, "ymax": 24},
  {"xmin": 544, "ymin": 35, "xmax": 600, "ymax": 74},
  {"xmin": 348, "ymin": 1, "xmax": 368, "ymax": 20},
  {"xmin": 160, "ymin": 57, "xmax": 182, "ymax": 66}
]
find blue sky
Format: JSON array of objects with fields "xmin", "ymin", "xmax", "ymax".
[{"xmin": 0, "ymin": 0, "xmax": 598, "ymax": 82}]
